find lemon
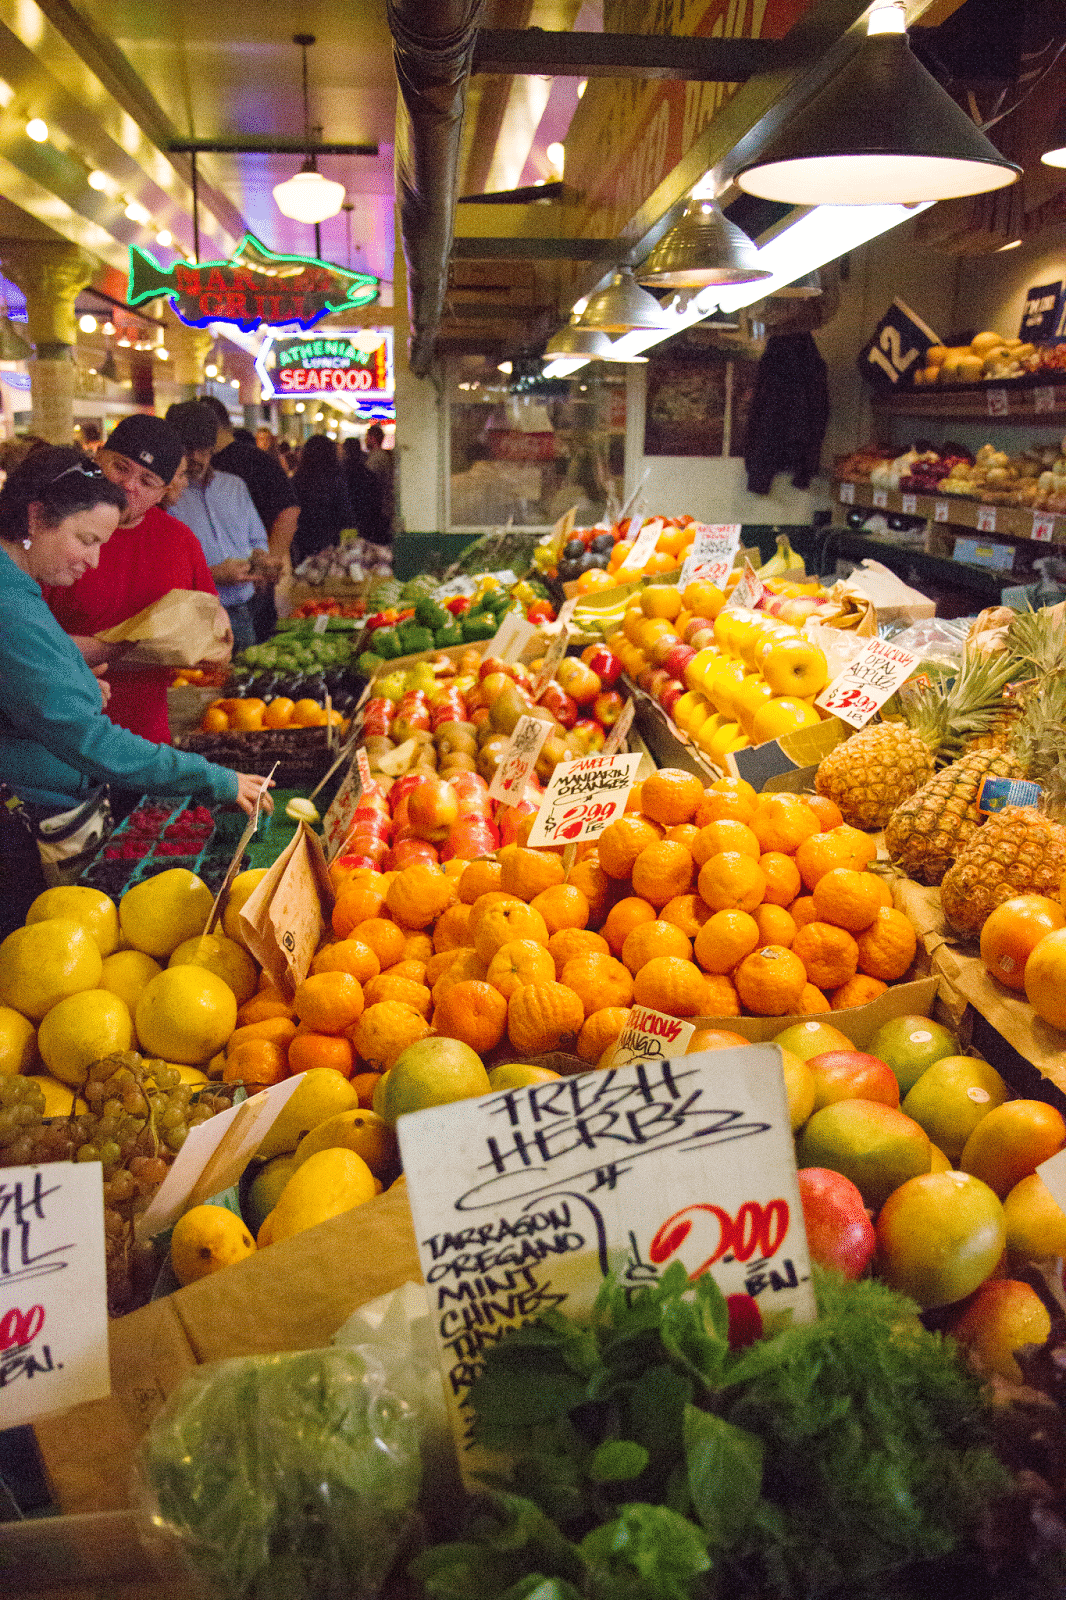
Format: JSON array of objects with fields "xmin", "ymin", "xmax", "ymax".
[
  {"xmin": 0, "ymin": 1006, "xmax": 38, "ymax": 1076},
  {"xmin": 37, "ymin": 990, "xmax": 133, "ymax": 1087},
  {"xmin": 268, "ymin": 1148, "xmax": 377, "ymax": 1243},
  {"xmin": 377, "ymin": 1037, "xmax": 491, "ymax": 1128},
  {"xmin": 30, "ymin": 1074, "xmax": 87, "ymax": 1116},
  {"xmin": 901, "ymin": 1056, "xmax": 1010, "ymax": 1164},
  {"xmin": 119, "ymin": 869, "xmax": 213, "ymax": 959},
  {"xmin": 245, "ymin": 1153, "xmax": 298, "ymax": 1234},
  {"xmin": 26, "ymin": 886, "xmax": 119, "ymax": 956},
  {"xmin": 170, "ymin": 1204, "xmax": 256, "ymax": 1285},
  {"xmin": 487, "ymin": 1063, "xmax": 562, "ymax": 1091},
  {"xmin": 98, "ymin": 950, "xmax": 162, "ymax": 1017},
  {"xmin": 222, "ymin": 868, "xmax": 270, "ymax": 949},
  {"xmin": 168, "ymin": 932, "xmax": 258, "ymax": 1005},
  {"xmin": 0, "ymin": 918, "xmax": 103, "ymax": 1023},
  {"xmin": 255, "ymin": 1067, "xmax": 359, "ymax": 1161},
  {"xmin": 135, "ymin": 967, "xmax": 237, "ymax": 1065},
  {"xmin": 293, "ymin": 1108, "xmax": 396, "ymax": 1177}
]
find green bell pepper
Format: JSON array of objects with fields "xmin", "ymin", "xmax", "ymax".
[
  {"xmin": 372, "ymin": 627, "xmax": 401, "ymax": 660},
  {"xmin": 461, "ymin": 611, "xmax": 499, "ymax": 642}
]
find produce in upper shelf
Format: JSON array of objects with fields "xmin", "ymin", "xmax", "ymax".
[
  {"xmin": 835, "ymin": 436, "xmax": 1066, "ymax": 513},
  {"xmin": 913, "ymin": 330, "xmax": 1037, "ymax": 387}
]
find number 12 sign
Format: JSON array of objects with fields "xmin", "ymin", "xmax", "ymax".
[{"xmin": 527, "ymin": 751, "xmax": 642, "ymax": 848}]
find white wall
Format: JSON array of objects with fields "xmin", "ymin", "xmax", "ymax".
[{"xmin": 955, "ymin": 221, "xmax": 1066, "ymax": 339}]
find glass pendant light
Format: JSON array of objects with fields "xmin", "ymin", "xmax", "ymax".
[
  {"xmin": 273, "ymin": 35, "xmax": 346, "ymax": 225},
  {"xmin": 638, "ymin": 200, "xmax": 771, "ymax": 288},
  {"xmin": 735, "ymin": 3, "xmax": 1020, "ymax": 205}
]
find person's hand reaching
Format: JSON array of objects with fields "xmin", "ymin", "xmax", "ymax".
[
  {"xmin": 91, "ymin": 662, "xmax": 111, "ymax": 710},
  {"xmin": 235, "ymin": 773, "xmax": 275, "ymax": 816}
]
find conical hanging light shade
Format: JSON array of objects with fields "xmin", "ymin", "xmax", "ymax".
[
  {"xmin": 735, "ymin": 3, "xmax": 1020, "ymax": 205},
  {"xmin": 579, "ymin": 268, "xmax": 673, "ymax": 333},
  {"xmin": 545, "ymin": 320, "xmax": 616, "ymax": 359},
  {"xmin": 637, "ymin": 200, "xmax": 772, "ymax": 288},
  {"xmin": 0, "ymin": 317, "xmax": 32, "ymax": 360},
  {"xmin": 1041, "ymin": 106, "xmax": 1066, "ymax": 168}
]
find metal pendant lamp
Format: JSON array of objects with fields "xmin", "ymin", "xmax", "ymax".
[
  {"xmin": 545, "ymin": 320, "xmax": 616, "ymax": 359},
  {"xmin": 579, "ymin": 268, "xmax": 673, "ymax": 334},
  {"xmin": 638, "ymin": 200, "xmax": 771, "ymax": 288},
  {"xmin": 735, "ymin": 3, "xmax": 1021, "ymax": 205},
  {"xmin": 273, "ymin": 35, "xmax": 346, "ymax": 225}
]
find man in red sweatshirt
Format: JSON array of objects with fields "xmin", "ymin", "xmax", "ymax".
[{"xmin": 44, "ymin": 414, "xmax": 229, "ymax": 743}]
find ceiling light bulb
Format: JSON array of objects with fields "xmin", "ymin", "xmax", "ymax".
[
  {"xmin": 546, "ymin": 142, "xmax": 565, "ymax": 172},
  {"xmin": 102, "ymin": 322, "xmax": 115, "ymax": 336},
  {"xmin": 205, "ymin": 362, "xmax": 218, "ymax": 377},
  {"xmin": 78, "ymin": 314, "xmax": 97, "ymax": 333},
  {"xmin": 87, "ymin": 170, "xmax": 109, "ymax": 190},
  {"xmin": 273, "ymin": 169, "xmax": 346, "ymax": 223},
  {"xmin": 124, "ymin": 200, "xmax": 150, "ymax": 224},
  {"xmin": 156, "ymin": 229, "xmax": 173, "ymax": 247},
  {"xmin": 230, "ymin": 378, "xmax": 240, "ymax": 388},
  {"xmin": 996, "ymin": 238, "xmax": 1022, "ymax": 250},
  {"xmin": 25, "ymin": 118, "xmax": 48, "ymax": 142},
  {"xmin": 497, "ymin": 360, "xmax": 513, "ymax": 374},
  {"xmin": 1041, "ymin": 107, "xmax": 1066, "ymax": 168},
  {"xmin": 576, "ymin": 80, "xmax": 587, "ymax": 98},
  {"xmin": 157, "ymin": 347, "xmax": 169, "ymax": 359},
  {"xmin": 638, "ymin": 200, "xmax": 771, "ymax": 288},
  {"xmin": 295, "ymin": 402, "xmax": 305, "ymax": 413}
]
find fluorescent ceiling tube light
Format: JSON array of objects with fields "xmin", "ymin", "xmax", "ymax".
[
  {"xmin": 543, "ymin": 356, "xmax": 589, "ymax": 378},
  {"xmin": 87, "ymin": 170, "xmax": 109, "ymax": 190},
  {"xmin": 735, "ymin": 2, "xmax": 1020, "ymax": 204},
  {"xmin": 580, "ymin": 269, "xmax": 673, "ymax": 333},
  {"xmin": 638, "ymin": 200, "xmax": 772, "ymax": 288}
]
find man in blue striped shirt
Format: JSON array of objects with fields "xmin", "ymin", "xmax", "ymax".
[{"xmin": 165, "ymin": 400, "xmax": 279, "ymax": 653}]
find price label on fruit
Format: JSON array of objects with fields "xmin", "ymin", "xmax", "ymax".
[
  {"xmin": 0, "ymin": 1163, "xmax": 110, "ymax": 1428},
  {"xmin": 487, "ymin": 611, "xmax": 538, "ymax": 664},
  {"xmin": 986, "ymin": 387, "xmax": 1009, "ymax": 418},
  {"xmin": 616, "ymin": 518, "xmax": 663, "ymax": 577},
  {"xmin": 724, "ymin": 560, "xmax": 768, "ymax": 614},
  {"xmin": 527, "ymin": 751, "xmax": 642, "ymax": 848},
  {"xmin": 838, "ymin": 481, "xmax": 855, "ymax": 505},
  {"xmin": 678, "ymin": 523, "xmax": 741, "ymax": 590},
  {"xmin": 488, "ymin": 714, "xmax": 551, "ymax": 803},
  {"xmin": 900, "ymin": 493, "xmax": 918, "ymax": 515},
  {"xmin": 934, "ymin": 500, "xmax": 950, "ymax": 523},
  {"xmin": 871, "ymin": 488, "xmax": 888, "ymax": 508},
  {"xmin": 532, "ymin": 627, "xmax": 572, "ymax": 698},
  {"xmin": 1032, "ymin": 514, "xmax": 1056, "ymax": 543},
  {"xmin": 398, "ymin": 1043, "xmax": 815, "ymax": 1480},
  {"xmin": 608, "ymin": 1006, "xmax": 695, "ymax": 1069},
  {"xmin": 976, "ymin": 505, "xmax": 997, "ymax": 533},
  {"xmin": 816, "ymin": 637, "xmax": 921, "ymax": 730}
]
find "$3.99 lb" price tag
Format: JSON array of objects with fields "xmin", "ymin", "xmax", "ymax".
[{"xmin": 815, "ymin": 637, "xmax": 921, "ymax": 730}]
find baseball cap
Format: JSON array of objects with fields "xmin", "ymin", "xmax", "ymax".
[
  {"xmin": 105, "ymin": 414, "xmax": 184, "ymax": 485},
  {"xmin": 165, "ymin": 400, "xmax": 220, "ymax": 453}
]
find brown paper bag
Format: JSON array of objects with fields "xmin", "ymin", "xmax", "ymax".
[
  {"xmin": 96, "ymin": 589, "xmax": 232, "ymax": 666},
  {"xmin": 239, "ymin": 823, "xmax": 335, "ymax": 996}
]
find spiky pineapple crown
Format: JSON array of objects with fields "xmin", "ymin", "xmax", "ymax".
[{"xmin": 903, "ymin": 649, "xmax": 1021, "ymax": 764}]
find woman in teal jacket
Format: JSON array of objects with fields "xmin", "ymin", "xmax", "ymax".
[{"xmin": 0, "ymin": 446, "xmax": 271, "ymax": 816}]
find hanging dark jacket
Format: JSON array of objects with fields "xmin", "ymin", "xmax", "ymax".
[{"xmin": 743, "ymin": 332, "xmax": 829, "ymax": 495}]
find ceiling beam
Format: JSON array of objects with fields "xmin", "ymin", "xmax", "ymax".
[
  {"xmin": 168, "ymin": 139, "xmax": 379, "ymax": 157},
  {"xmin": 472, "ymin": 28, "xmax": 782, "ymax": 81},
  {"xmin": 451, "ymin": 236, "xmax": 615, "ymax": 259}
]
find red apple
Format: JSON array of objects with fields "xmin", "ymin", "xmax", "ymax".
[
  {"xmin": 356, "ymin": 789, "xmax": 390, "ymax": 817},
  {"xmin": 573, "ymin": 717, "xmax": 606, "ymax": 752},
  {"xmin": 450, "ymin": 771, "xmax": 489, "ymax": 797},
  {"xmin": 511, "ymin": 663, "xmax": 534, "ymax": 690},
  {"xmin": 342, "ymin": 832, "xmax": 389, "ymax": 867},
  {"xmin": 807, "ymin": 1051, "xmax": 901, "ymax": 1110},
  {"xmin": 478, "ymin": 656, "xmax": 513, "ymax": 681},
  {"xmin": 390, "ymin": 774, "xmax": 422, "ymax": 805},
  {"xmin": 441, "ymin": 816, "xmax": 501, "ymax": 860},
  {"xmin": 556, "ymin": 657, "xmax": 602, "ymax": 705},
  {"xmin": 585, "ymin": 646, "xmax": 622, "ymax": 687},
  {"xmin": 392, "ymin": 710, "xmax": 431, "ymax": 736},
  {"xmin": 645, "ymin": 668, "xmax": 672, "ymax": 700},
  {"xmin": 662, "ymin": 642, "xmax": 697, "ymax": 681},
  {"xmin": 387, "ymin": 837, "xmax": 440, "ymax": 870},
  {"xmin": 687, "ymin": 626, "xmax": 718, "ymax": 652},
  {"xmin": 334, "ymin": 853, "xmax": 379, "ymax": 875},
  {"xmin": 470, "ymin": 706, "xmax": 491, "ymax": 729},
  {"xmin": 407, "ymin": 775, "xmax": 459, "ymax": 841},
  {"xmin": 593, "ymin": 690, "xmax": 625, "ymax": 728},
  {"xmin": 498, "ymin": 798, "xmax": 537, "ymax": 846},
  {"xmin": 796, "ymin": 1167, "xmax": 876, "ymax": 1280},
  {"xmin": 539, "ymin": 683, "xmax": 578, "ymax": 728},
  {"xmin": 659, "ymin": 680, "xmax": 685, "ymax": 715},
  {"xmin": 362, "ymin": 697, "xmax": 393, "ymax": 719},
  {"xmin": 648, "ymin": 632, "xmax": 681, "ymax": 668},
  {"xmin": 350, "ymin": 809, "xmax": 391, "ymax": 841}
]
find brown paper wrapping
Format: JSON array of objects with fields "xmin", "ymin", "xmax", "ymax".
[
  {"xmin": 238, "ymin": 823, "xmax": 335, "ymax": 997},
  {"xmin": 96, "ymin": 589, "xmax": 232, "ymax": 667}
]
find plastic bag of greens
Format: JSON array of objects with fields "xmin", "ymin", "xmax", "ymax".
[{"xmin": 136, "ymin": 1346, "xmax": 421, "ymax": 1600}]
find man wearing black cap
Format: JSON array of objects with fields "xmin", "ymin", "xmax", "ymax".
[
  {"xmin": 165, "ymin": 400, "xmax": 277, "ymax": 654},
  {"xmin": 43, "ymin": 413, "xmax": 226, "ymax": 744}
]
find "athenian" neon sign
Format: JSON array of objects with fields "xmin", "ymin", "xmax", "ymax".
[{"xmin": 256, "ymin": 329, "xmax": 392, "ymax": 402}]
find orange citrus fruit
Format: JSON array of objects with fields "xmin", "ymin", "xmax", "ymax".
[
  {"xmin": 531, "ymin": 883, "xmax": 590, "ymax": 935},
  {"xmin": 631, "ymin": 840, "xmax": 695, "ymax": 908},
  {"xmin": 692, "ymin": 820, "xmax": 760, "ymax": 865},
  {"xmin": 734, "ymin": 945, "xmax": 807, "ymax": 1015},
  {"xmin": 621, "ymin": 919, "xmax": 692, "ymax": 975},
  {"xmin": 507, "ymin": 981, "xmax": 585, "ymax": 1054},
  {"xmin": 697, "ymin": 852, "xmax": 767, "ymax": 914},
  {"xmin": 433, "ymin": 979, "xmax": 508, "ymax": 1053},
  {"xmin": 287, "ymin": 1032, "xmax": 354, "ymax": 1078},
  {"xmin": 598, "ymin": 816, "xmax": 662, "ymax": 880},
  {"xmin": 812, "ymin": 868, "xmax": 883, "ymax": 933},
  {"xmin": 293, "ymin": 972, "xmax": 365, "ymax": 1036},
  {"xmin": 759, "ymin": 852, "xmax": 802, "ymax": 908},
  {"xmin": 547, "ymin": 927, "xmax": 610, "ymax": 976},
  {"xmin": 632, "ymin": 956, "xmax": 710, "ymax": 1017},
  {"xmin": 500, "ymin": 846, "xmax": 566, "ymax": 902},
  {"xmin": 750, "ymin": 795, "xmax": 821, "ymax": 855},
  {"xmin": 350, "ymin": 1001, "xmax": 431, "ymax": 1072},
  {"xmin": 458, "ymin": 858, "xmax": 503, "ymax": 904},
  {"xmin": 311, "ymin": 938, "xmax": 380, "ymax": 985},
  {"xmin": 354, "ymin": 917, "xmax": 406, "ymax": 970},
  {"xmin": 562, "ymin": 952, "xmax": 633, "ymax": 1015},
  {"xmin": 363, "ymin": 973, "xmax": 432, "ymax": 1017},
  {"xmin": 660, "ymin": 893, "xmax": 712, "ymax": 939},
  {"xmin": 795, "ymin": 825, "xmax": 878, "ymax": 891},
  {"xmin": 577, "ymin": 1007, "xmax": 631, "ymax": 1063},
  {"xmin": 830, "ymin": 975, "xmax": 887, "ymax": 1009},
  {"xmin": 486, "ymin": 939, "xmax": 556, "ymax": 999},
  {"xmin": 693, "ymin": 909, "xmax": 759, "ymax": 974},
  {"xmin": 640, "ymin": 768, "xmax": 705, "ymax": 826},
  {"xmin": 855, "ymin": 907, "xmax": 917, "ymax": 981},
  {"xmin": 981, "ymin": 895, "xmax": 1066, "ymax": 992},
  {"xmin": 602, "ymin": 896, "xmax": 657, "ymax": 957},
  {"xmin": 474, "ymin": 901, "xmax": 549, "ymax": 964},
  {"xmin": 752, "ymin": 903, "xmax": 796, "ymax": 949},
  {"xmin": 792, "ymin": 922, "xmax": 859, "ymax": 991}
]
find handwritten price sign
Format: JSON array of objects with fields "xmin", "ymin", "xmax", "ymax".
[
  {"xmin": 616, "ymin": 518, "xmax": 663, "ymax": 577},
  {"xmin": 678, "ymin": 523, "xmax": 741, "ymax": 590},
  {"xmin": 488, "ymin": 714, "xmax": 550, "ymax": 803},
  {"xmin": 526, "ymin": 751, "xmax": 642, "ymax": 848},
  {"xmin": 399, "ymin": 1043, "xmax": 815, "ymax": 1478},
  {"xmin": 609, "ymin": 1005, "xmax": 694, "ymax": 1069},
  {"xmin": 816, "ymin": 636, "xmax": 921, "ymax": 730},
  {"xmin": 0, "ymin": 1164, "xmax": 110, "ymax": 1428}
]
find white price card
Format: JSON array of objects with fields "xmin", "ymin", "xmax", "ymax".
[
  {"xmin": 0, "ymin": 1163, "xmax": 110, "ymax": 1428},
  {"xmin": 608, "ymin": 1005, "xmax": 694, "ymax": 1070},
  {"xmin": 724, "ymin": 559, "xmax": 768, "ymax": 614},
  {"xmin": 678, "ymin": 523, "xmax": 741, "ymax": 590},
  {"xmin": 986, "ymin": 386, "xmax": 1009, "ymax": 418},
  {"xmin": 526, "ymin": 751, "xmax": 642, "ymax": 848},
  {"xmin": 934, "ymin": 500, "xmax": 950, "ymax": 523},
  {"xmin": 616, "ymin": 518, "xmax": 663, "ymax": 577},
  {"xmin": 488, "ymin": 714, "xmax": 551, "ymax": 803},
  {"xmin": 900, "ymin": 494, "xmax": 918, "ymax": 515},
  {"xmin": 532, "ymin": 627, "xmax": 571, "ymax": 698},
  {"xmin": 976, "ymin": 505, "xmax": 997, "ymax": 533},
  {"xmin": 871, "ymin": 488, "xmax": 888, "ymax": 508},
  {"xmin": 838, "ymin": 480, "xmax": 855, "ymax": 505},
  {"xmin": 816, "ymin": 636, "xmax": 921, "ymax": 730},
  {"xmin": 487, "ymin": 611, "xmax": 537, "ymax": 664},
  {"xmin": 1034, "ymin": 386, "xmax": 1057, "ymax": 415},
  {"xmin": 1032, "ymin": 514, "xmax": 1056, "ymax": 543},
  {"xmin": 601, "ymin": 696, "xmax": 635, "ymax": 756},
  {"xmin": 323, "ymin": 749, "xmax": 371, "ymax": 861},
  {"xmin": 398, "ymin": 1043, "xmax": 815, "ymax": 1478},
  {"xmin": 312, "ymin": 612, "xmax": 330, "ymax": 635},
  {"xmin": 137, "ymin": 1075, "xmax": 307, "ymax": 1239}
]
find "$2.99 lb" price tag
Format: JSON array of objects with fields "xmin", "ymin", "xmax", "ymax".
[
  {"xmin": 815, "ymin": 637, "xmax": 921, "ymax": 730},
  {"xmin": 526, "ymin": 752, "xmax": 642, "ymax": 848}
]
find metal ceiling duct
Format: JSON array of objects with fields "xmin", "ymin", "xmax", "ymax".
[{"xmin": 387, "ymin": 0, "xmax": 485, "ymax": 376}]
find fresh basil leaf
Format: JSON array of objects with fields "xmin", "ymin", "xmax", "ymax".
[
  {"xmin": 683, "ymin": 1405, "xmax": 763, "ymax": 1550},
  {"xmin": 501, "ymin": 1579, "xmax": 586, "ymax": 1600},
  {"xmin": 581, "ymin": 1503, "xmax": 711, "ymax": 1600},
  {"xmin": 589, "ymin": 1441, "xmax": 651, "ymax": 1483}
]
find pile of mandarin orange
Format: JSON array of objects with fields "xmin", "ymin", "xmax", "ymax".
[{"xmin": 224, "ymin": 770, "xmax": 919, "ymax": 1100}]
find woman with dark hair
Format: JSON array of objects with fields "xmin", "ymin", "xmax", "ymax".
[
  {"xmin": 0, "ymin": 448, "xmax": 272, "ymax": 917},
  {"xmin": 341, "ymin": 437, "xmax": 389, "ymax": 546},
  {"xmin": 290, "ymin": 434, "xmax": 352, "ymax": 564}
]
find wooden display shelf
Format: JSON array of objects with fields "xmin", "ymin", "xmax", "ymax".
[
  {"xmin": 871, "ymin": 382, "xmax": 1066, "ymax": 422},
  {"xmin": 833, "ymin": 480, "xmax": 1066, "ymax": 546}
]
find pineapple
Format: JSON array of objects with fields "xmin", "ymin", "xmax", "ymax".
[
  {"xmin": 884, "ymin": 749, "xmax": 1024, "ymax": 885},
  {"xmin": 939, "ymin": 807, "xmax": 1066, "ymax": 937},
  {"xmin": 815, "ymin": 650, "xmax": 1019, "ymax": 832},
  {"xmin": 1008, "ymin": 671, "xmax": 1066, "ymax": 820}
]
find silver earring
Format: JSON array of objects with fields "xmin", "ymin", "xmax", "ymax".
[{"xmin": 21, "ymin": 538, "xmax": 31, "ymax": 549}]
